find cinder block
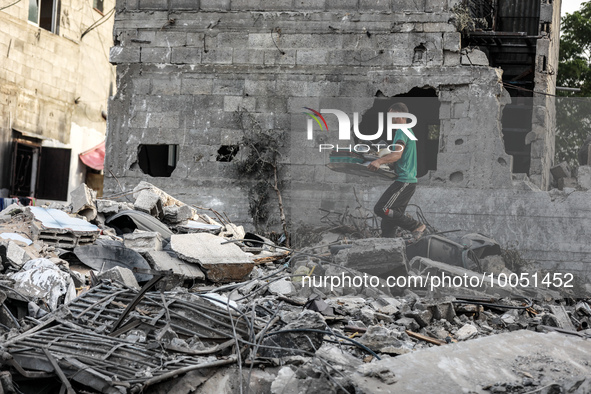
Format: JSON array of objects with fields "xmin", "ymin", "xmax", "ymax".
[
  {"xmin": 109, "ymin": 47, "xmax": 140, "ymax": 64},
  {"xmin": 152, "ymin": 78, "xmax": 181, "ymax": 95},
  {"xmin": 293, "ymin": 0, "xmax": 325, "ymax": 10},
  {"xmin": 223, "ymin": 96, "xmax": 256, "ymax": 112},
  {"xmin": 244, "ymin": 79, "xmax": 276, "ymax": 96},
  {"xmin": 326, "ymin": 0, "xmax": 358, "ymax": 11},
  {"xmin": 200, "ymin": 0, "xmax": 230, "ymax": 11},
  {"xmin": 232, "ymin": 49, "xmax": 264, "ymax": 64},
  {"xmin": 181, "ymin": 78, "xmax": 213, "ymax": 94},
  {"xmin": 171, "ymin": 47, "xmax": 201, "ymax": 64},
  {"xmin": 139, "ymin": 0, "xmax": 168, "ymax": 9},
  {"xmin": 296, "ymin": 49, "xmax": 328, "ymax": 65},
  {"xmin": 212, "ymin": 78, "xmax": 245, "ymax": 95},
  {"xmin": 170, "ymin": 0, "xmax": 199, "ymax": 9},
  {"xmin": 153, "ymin": 31, "xmax": 187, "ymax": 47},
  {"xmin": 263, "ymin": 49, "xmax": 297, "ymax": 65},
  {"xmin": 443, "ymin": 32, "xmax": 461, "ymax": 52},
  {"xmin": 123, "ymin": 231, "xmax": 163, "ymax": 253},
  {"xmin": 98, "ymin": 266, "xmax": 140, "ymax": 289},
  {"xmin": 359, "ymin": 0, "xmax": 390, "ymax": 11},
  {"xmin": 134, "ymin": 190, "xmax": 164, "ymax": 218},
  {"xmin": 141, "ymin": 47, "xmax": 172, "ymax": 63},
  {"xmin": 201, "ymin": 49, "xmax": 233, "ymax": 64}
]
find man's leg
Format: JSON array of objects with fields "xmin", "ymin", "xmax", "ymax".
[{"xmin": 374, "ymin": 182, "xmax": 422, "ymax": 236}]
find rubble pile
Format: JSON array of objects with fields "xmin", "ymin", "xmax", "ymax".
[{"xmin": 0, "ymin": 183, "xmax": 589, "ymax": 393}]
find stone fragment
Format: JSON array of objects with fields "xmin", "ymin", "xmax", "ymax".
[
  {"xmin": 371, "ymin": 297, "xmax": 401, "ymax": 315},
  {"xmin": 396, "ymin": 317, "xmax": 421, "ymax": 331},
  {"xmin": 461, "ymin": 48, "xmax": 489, "ymax": 65},
  {"xmin": 455, "ymin": 324, "xmax": 478, "ymax": 340},
  {"xmin": 134, "ymin": 190, "xmax": 164, "ymax": 219},
  {"xmin": 163, "ymin": 204, "xmax": 193, "ymax": 224},
  {"xmin": 0, "ymin": 240, "xmax": 33, "ymax": 266},
  {"xmin": 144, "ymin": 250, "xmax": 205, "ymax": 280},
  {"xmin": 268, "ymin": 277, "xmax": 296, "ymax": 296},
  {"xmin": 96, "ymin": 200, "xmax": 131, "ymax": 215},
  {"xmin": 480, "ymin": 255, "xmax": 512, "ymax": 276},
  {"xmin": 550, "ymin": 161, "xmax": 572, "ymax": 180},
  {"xmin": 358, "ymin": 325, "xmax": 410, "ymax": 355},
  {"xmin": 405, "ymin": 308, "xmax": 433, "ymax": 327},
  {"xmin": 335, "ymin": 238, "xmax": 407, "ymax": 278},
  {"xmin": 123, "ymin": 231, "xmax": 163, "ymax": 253},
  {"xmin": 218, "ymin": 223, "xmax": 246, "ymax": 240},
  {"xmin": 97, "ymin": 266, "xmax": 140, "ymax": 289},
  {"xmin": 70, "ymin": 183, "xmax": 97, "ymax": 221},
  {"xmin": 170, "ymin": 233, "xmax": 254, "ymax": 282},
  {"xmin": 271, "ymin": 367, "xmax": 297, "ymax": 394}
]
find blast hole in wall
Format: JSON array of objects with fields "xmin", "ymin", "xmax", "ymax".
[
  {"xmin": 450, "ymin": 171, "xmax": 464, "ymax": 182},
  {"xmin": 216, "ymin": 145, "xmax": 239, "ymax": 162},
  {"xmin": 455, "ymin": 139, "xmax": 464, "ymax": 145},
  {"xmin": 138, "ymin": 144, "xmax": 178, "ymax": 177}
]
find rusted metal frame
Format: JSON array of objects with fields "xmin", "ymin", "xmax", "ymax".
[
  {"xmin": 74, "ymin": 289, "xmax": 129, "ymax": 319},
  {"xmin": 110, "ymin": 275, "xmax": 164, "ymax": 334},
  {"xmin": 41, "ymin": 348, "xmax": 76, "ymax": 394}
]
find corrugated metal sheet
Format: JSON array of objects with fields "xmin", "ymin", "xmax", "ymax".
[{"xmin": 497, "ymin": 0, "xmax": 540, "ymax": 35}]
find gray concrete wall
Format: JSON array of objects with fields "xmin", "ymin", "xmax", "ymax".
[{"xmin": 106, "ymin": 1, "xmax": 588, "ymax": 279}]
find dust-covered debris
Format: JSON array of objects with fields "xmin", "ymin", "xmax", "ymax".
[{"xmin": 0, "ymin": 182, "xmax": 589, "ymax": 393}]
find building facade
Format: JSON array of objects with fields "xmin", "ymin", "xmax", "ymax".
[
  {"xmin": 105, "ymin": 0, "xmax": 591, "ymax": 280},
  {"xmin": 0, "ymin": 0, "xmax": 116, "ymax": 201}
]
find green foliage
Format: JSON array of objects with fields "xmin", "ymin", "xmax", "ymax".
[
  {"xmin": 556, "ymin": 1, "xmax": 591, "ymax": 166},
  {"xmin": 450, "ymin": 3, "xmax": 488, "ymax": 36}
]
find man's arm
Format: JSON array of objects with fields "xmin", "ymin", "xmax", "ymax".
[{"xmin": 368, "ymin": 142, "xmax": 404, "ymax": 171}]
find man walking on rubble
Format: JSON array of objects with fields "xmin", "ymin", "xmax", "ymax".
[{"xmin": 368, "ymin": 102, "xmax": 426, "ymax": 239}]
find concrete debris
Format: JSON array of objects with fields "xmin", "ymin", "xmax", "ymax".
[
  {"xmin": 123, "ymin": 231, "xmax": 163, "ymax": 253},
  {"xmin": 96, "ymin": 265, "xmax": 140, "ymax": 289},
  {"xmin": 335, "ymin": 237, "xmax": 407, "ymax": 277},
  {"xmin": 0, "ymin": 181, "xmax": 588, "ymax": 393},
  {"xmin": 171, "ymin": 233, "xmax": 254, "ymax": 282},
  {"xmin": 550, "ymin": 161, "xmax": 572, "ymax": 180},
  {"xmin": 70, "ymin": 183, "xmax": 98, "ymax": 221},
  {"xmin": 0, "ymin": 240, "xmax": 33, "ymax": 266},
  {"xmin": 144, "ymin": 250, "xmax": 205, "ymax": 281},
  {"xmin": 134, "ymin": 189, "xmax": 164, "ymax": 219}
]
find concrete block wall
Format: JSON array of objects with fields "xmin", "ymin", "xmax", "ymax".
[
  {"xmin": 0, "ymin": 0, "xmax": 116, "ymax": 197},
  {"xmin": 106, "ymin": 0, "xmax": 514, "ymax": 226}
]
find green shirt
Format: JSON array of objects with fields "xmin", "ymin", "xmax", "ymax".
[{"xmin": 392, "ymin": 128, "xmax": 417, "ymax": 183}]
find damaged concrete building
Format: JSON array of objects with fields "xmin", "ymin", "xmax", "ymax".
[
  {"xmin": 0, "ymin": 0, "xmax": 116, "ymax": 201},
  {"xmin": 105, "ymin": 1, "xmax": 590, "ymax": 280}
]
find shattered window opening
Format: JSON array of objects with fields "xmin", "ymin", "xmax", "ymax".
[
  {"xmin": 216, "ymin": 145, "xmax": 240, "ymax": 162},
  {"xmin": 138, "ymin": 144, "xmax": 179, "ymax": 177}
]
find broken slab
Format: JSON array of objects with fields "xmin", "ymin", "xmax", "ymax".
[
  {"xmin": 0, "ymin": 240, "xmax": 33, "ymax": 266},
  {"xmin": 134, "ymin": 189, "xmax": 164, "ymax": 219},
  {"xmin": 170, "ymin": 233, "xmax": 253, "ymax": 283},
  {"xmin": 335, "ymin": 238, "xmax": 407, "ymax": 278},
  {"xmin": 28, "ymin": 207, "xmax": 99, "ymax": 248},
  {"xmin": 96, "ymin": 199, "xmax": 131, "ymax": 215},
  {"xmin": 123, "ymin": 231, "xmax": 163, "ymax": 253},
  {"xmin": 460, "ymin": 48, "xmax": 489, "ymax": 66},
  {"xmin": 73, "ymin": 244, "xmax": 153, "ymax": 282},
  {"xmin": 97, "ymin": 266, "xmax": 140, "ymax": 289},
  {"xmin": 70, "ymin": 183, "xmax": 97, "ymax": 221},
  {"xmin": 144, "ymin": 250, "xmax": 205, "ymax": 280},
  {"xmin": 349, "ymin": 330, "xmax": 591, "ymax": 393},
  {"xmin": 163, "ymin": 204, "xmax": 193, "ymax": 224},
  {"xmin": 358, "ymin": 325, "xmax": 410, "ymax": 356}
]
